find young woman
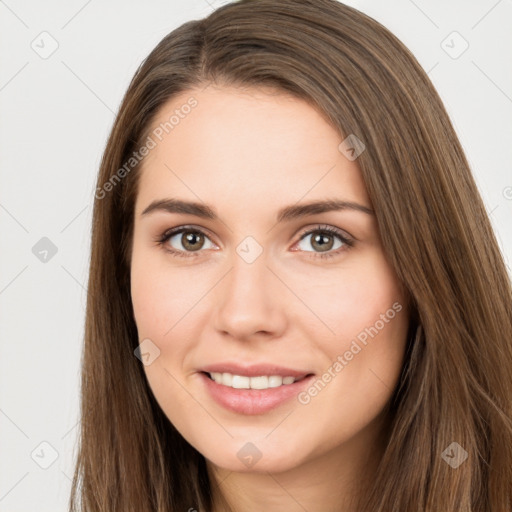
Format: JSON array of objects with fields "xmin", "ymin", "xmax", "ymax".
[{"xmin": 70, "ymin": 1, "xmax": 512, "ymax": 510}]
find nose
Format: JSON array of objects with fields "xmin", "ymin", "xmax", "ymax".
[{"xmin": 212, "ymin": 251, "xmax": 288, "ymax": 342}]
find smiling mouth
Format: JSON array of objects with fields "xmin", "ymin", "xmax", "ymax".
[{"xmin": 202, "ymin": 371, "xmax": 312, "ymax": 390}]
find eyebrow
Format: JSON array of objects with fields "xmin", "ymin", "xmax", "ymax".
[{"xmin": 141, "ymin": 198, "xmax": 374, "ymax": 222}]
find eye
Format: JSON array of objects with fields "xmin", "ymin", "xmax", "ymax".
[
  {"xmin": 157, "ymin": 226, "xmax": 216, "ymax": 257},
  {"xmin": 294, "ymin": 225, "xmax": 354, "ymax": 259},
  {"xmin": 156, "ymin": 224, "xmax": 354, "ymax": 259}
]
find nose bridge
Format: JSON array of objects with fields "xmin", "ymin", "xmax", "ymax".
[{"xmin": 212, "ymin": 245, "xmax": 286, "ymax": 339}]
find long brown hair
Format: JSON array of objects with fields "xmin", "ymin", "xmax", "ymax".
[{"xmin": 70, "ymin": 1, "xmax": 512, "ymax": 510}]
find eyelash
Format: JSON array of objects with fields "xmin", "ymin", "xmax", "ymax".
[{"xmin": 155, "ymin": 224, "xmax": 354, "ymax": 260}]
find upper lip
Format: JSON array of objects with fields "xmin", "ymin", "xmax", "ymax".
[{"xmin": 200, "ymin": 362, "xmax": 313, "ymax": 379}]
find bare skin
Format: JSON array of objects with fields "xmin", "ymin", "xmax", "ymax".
[{"xmin": 130, "ymin": 84, "xmax": 410, "ymax": 512}]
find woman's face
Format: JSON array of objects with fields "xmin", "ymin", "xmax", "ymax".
[{"xmin": 130, "ymin": 85, "xmax": 409, "ymax": 474}]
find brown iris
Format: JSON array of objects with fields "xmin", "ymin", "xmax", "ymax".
[
  {"xmin": 310, "ymin": 232, "xmax": 334, "ymax": 252},
  {"xmin": 181, "ymin": 231, "xmax": 205, "ymax": 251}
]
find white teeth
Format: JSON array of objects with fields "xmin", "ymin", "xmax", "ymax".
[
  {"xmin": 208, "ymin": 372, "xmax": 300, "ymax": 390},
  {"xmin": 268, "ymin": 375, "xmax": 283, "ymax": 388},
  {"xmin": 232, "ymin": 375, "xmax": 250, "ymax": 389},
  {"xmin": 221, "ymin": 373, "xmax": 232, "ymax": 386},
  {"xmin": 250, "ymin": 376, "xmax": 268, "ymax": 389}
]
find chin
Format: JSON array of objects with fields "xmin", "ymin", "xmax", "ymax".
[{"xmin": 201, "ymin": 439, "xmax": 308, "ymax": 474}]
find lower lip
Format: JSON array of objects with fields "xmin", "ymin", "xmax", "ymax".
[{"xmin": 199, "ymin": 372, "xmax": 315, "ymax": 415}]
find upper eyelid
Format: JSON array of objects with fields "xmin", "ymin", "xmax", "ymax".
[{"xmin": 296, "ymin": 224, "xmax": 353, "ymax": 240}]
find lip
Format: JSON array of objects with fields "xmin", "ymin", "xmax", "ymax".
[
  {"xmin": 198, "ymin": 363, "xmax": 315, "ymax": 415},
  {"xmin": 200, "ymin": 362, "xmax": 311, "ymax": 379}
]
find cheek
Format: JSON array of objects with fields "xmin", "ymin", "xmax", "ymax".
[
  {"xmin": 130, "ymin": 250, "xmax": 214, "ymax": 403},
  {"xmin": 130, "ymin": 255, "xmax": 208, "ymax": 434},
  {"xmin": 299, "ymin": 262, "xmax": 408, "ymax": 425},
  {"xmin": 130, "ymin": 248, "xmax": 207, "ymax": 340},
  {"xmin": 294, "ymin": 249, "xmax": 405, "ymax": 344},
  {"xmin": 295, "ymin": 249, "xmax": 409, "ymax": 405}
]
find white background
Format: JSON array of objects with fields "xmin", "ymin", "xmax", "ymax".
[{"xmin": 0, "ymin": 0, "xmax": 511, "ymax": 510}]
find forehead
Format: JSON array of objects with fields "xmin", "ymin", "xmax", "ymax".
[{"xmin": 135, "ymin": 85, "xmax": 370, "ymax": 215}]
